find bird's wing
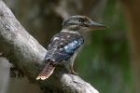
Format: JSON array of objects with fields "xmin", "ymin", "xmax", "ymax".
[{"xmin": 45, "ymin": 32, "xmax": 84, "ymax": 63}]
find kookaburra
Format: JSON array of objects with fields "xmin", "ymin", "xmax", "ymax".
[{"xmin": 36, "ymin": 15, "xmax": 106, "ymax": 80}]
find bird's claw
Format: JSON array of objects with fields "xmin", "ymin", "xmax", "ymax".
[{"xmin": 69, "ymin": 68, "xmax": 78, "ymax": 75}]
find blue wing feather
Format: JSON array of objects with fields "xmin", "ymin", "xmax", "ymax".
[{"xmin": 64, "ymin": 39, "xmax": 84, "ymax": 53}]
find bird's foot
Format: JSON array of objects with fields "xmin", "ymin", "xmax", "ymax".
[{"xmin": 69, "ymin": 68, "xmax": 78, "ymax": 75}]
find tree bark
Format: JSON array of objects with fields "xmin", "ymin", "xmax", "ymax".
[
  {"xmin": 121, "ymin": 0, "xmax": 140, "ymax": 93},
  {"xmin": 0, "ymin": 0, "xmax": 99, "ymax": 93}
]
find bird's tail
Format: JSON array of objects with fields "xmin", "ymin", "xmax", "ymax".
[{"xmin": 36, "ymin": 62, "xmax": 55, "ymax": 80}]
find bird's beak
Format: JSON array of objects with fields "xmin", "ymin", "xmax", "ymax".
[{"xmin": 88, "ymin": 21, "xmax": 106, "ymax": 30}]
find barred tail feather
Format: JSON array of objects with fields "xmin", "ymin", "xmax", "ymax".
[{"xmin": 36, "ymin": 62, "xmax": 55, "ymax": 80}]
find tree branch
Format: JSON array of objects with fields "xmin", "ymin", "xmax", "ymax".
[{"xmin": 0, "ymin": 1, "xmax": 99, "ymax": 93}]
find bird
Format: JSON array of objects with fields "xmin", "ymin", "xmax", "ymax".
[{"xmin": 36, "ymin": 15, "xmax": 106, "ymax": 80}]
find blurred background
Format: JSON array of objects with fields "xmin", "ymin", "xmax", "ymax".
[{"xmin": 0, "ymin": 0, "xmax": 140, "ymax": 93}]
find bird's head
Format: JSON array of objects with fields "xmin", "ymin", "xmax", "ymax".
[{"xmin": 62, "ymin": 15, "xmax": 106, "ymax": 32}]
